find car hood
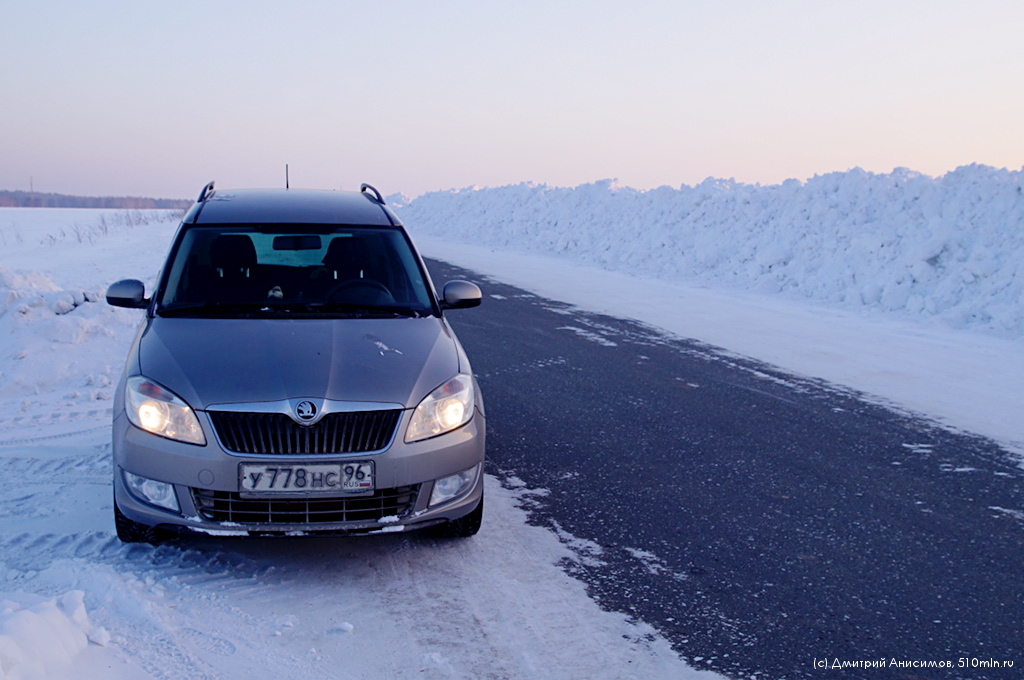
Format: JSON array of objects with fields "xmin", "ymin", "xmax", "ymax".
[{"xmin": 136, "ymin": 316, "xmax": 461, "ymax": 410}]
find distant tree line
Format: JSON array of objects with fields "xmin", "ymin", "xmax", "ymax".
[{"xmin": 0, "ymin": 190, "xmax": 191, "ymax": 209}]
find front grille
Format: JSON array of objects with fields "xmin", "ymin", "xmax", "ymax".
[
  {"xmin": 191, "ymin": 485, "xmax": 419, "ymax": 525},
  {"xmin": 209, "ymin": 410, "xmax": 401, "ymax": 455}
]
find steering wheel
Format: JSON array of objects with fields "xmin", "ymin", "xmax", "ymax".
[{"xmin": 326, "ymin": 279, "xmax": 394, "ymax": 305}]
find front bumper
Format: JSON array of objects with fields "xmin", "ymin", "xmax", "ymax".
[{"xmin": 112, "ymin": 407, "xmax": 485, "ymax": 536}]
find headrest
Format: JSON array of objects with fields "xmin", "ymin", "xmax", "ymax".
[{"xmin": 210, "ymin": 234, "xmax": 257, "ymax": 269}]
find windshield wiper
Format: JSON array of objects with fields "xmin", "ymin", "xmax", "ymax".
[
  {"xmin": 158, "ymin": 300, "xmax": 424, "ymax": 318},
  {"xmin": 311, "ymin": 302, "xmax": 424, "ymax": 318},
  {"xmin": 157, "ymin": 301, "xmax": 273, "ymax": 317}
]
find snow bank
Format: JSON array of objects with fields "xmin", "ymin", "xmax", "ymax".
[
  {"xmin": 0, "ymin": 267, "xmax": 101, "ymax": 319},
  {"xmin": 393, "ymin": 165, "xmax": 1024, "ymax": 338},
  {"xmin": 0, "ymin": 266, "xmax": 132, "ymax": 402},
  {"xmin": 0, "ymin": 591, "xmax": 106, "ymax": 679},
  {"xmin": 0, "ymin": 209, "xmax": 179, "ymax": 433}
]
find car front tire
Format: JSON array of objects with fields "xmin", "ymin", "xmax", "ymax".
[
  {"xmin": 114, "ymin": 498, "xmax": 169, "ymax": 544},
  {"xmin": 436, "ymin": 490, "xmax": 483, "ymax": 538}
]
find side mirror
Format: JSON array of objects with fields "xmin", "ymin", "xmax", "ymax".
[
  {"xmin": 106, "ymin": 279, "xmax": 149, "ymax": 308},
  {"xmin": 440, "ymin": 280, "xmax": 482, "ymax": 310}
]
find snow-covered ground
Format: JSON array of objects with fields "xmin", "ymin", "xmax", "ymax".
[
  {"xmin": 1, "ymin": 164, "xmax": 1022, "ymax": 678},
  {"xmin": 0, "ymin": 207, "xmax": 717, "ymax": 679}
]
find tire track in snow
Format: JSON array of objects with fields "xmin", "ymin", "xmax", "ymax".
[
  {"xmin": 377, "ymin": 541, "xmax": 525, "ymax": 679},
  {"xmin": 0, "ymin": 408, "xmax": 113, "ymax": 427},
  {"xmin": 0, "ymin": 531, "xmax": 281, "ymax": 585},
  {"xmin": 0, "ymin": 446, "xmax": 110, "ymax": 521},
  {"xmin": 0, "ymin": 446, "xmax": 109, "ymax": 480}
]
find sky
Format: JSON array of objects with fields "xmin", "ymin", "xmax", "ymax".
[{"xmin": 2, "ymin": 0, "xmax": 1024, "ymax": 200}]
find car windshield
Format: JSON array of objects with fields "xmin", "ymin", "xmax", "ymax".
[{"xmin": 156, "ymin": 225, "xmax": 434, "ymax": 317}]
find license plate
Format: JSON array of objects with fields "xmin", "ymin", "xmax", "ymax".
[{"xmin": 239, "ymin": 462, "xmax": 374, "ymax": 497}]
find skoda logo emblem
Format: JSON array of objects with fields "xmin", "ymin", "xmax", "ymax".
[{"xmin": 295, "ymin": 401, "xmax": 318, "ymax": 422}]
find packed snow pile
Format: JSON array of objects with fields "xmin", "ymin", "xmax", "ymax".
[
  {"xmin": 0, "ymin": 267, "xmax": 100, "ymax": 318},
  {"xmin": 0, "ymin": 208, "xmax": 179, "ymax": 412},
  {"xmin": 0, "ymin": 266, "xmax": 137, "ymax": 404},
  {"xmin": 0, "ymin": 590, "xmax": 107, "ymax": 679},
  {"xmin": 393, "ymin": 165, "xmax": 1024, "ymax": 338}
]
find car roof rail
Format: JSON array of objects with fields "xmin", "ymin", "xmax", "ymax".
[
  {"xmin": 360, "ymin": 183, "xmax": 385, "ymax": 204},
  {"xmin": 197, "ymin": 181, "xmax": 216, "ymax": 202}
]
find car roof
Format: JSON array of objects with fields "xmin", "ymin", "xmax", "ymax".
[{"xmin": 184, "ymin": 188, "xmax": 401, "ymax": 227}]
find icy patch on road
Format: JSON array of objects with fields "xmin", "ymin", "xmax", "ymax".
[
  {"xmin": 625, "ymin": 547, "xmax": 675, "ymax": 577},
  {"xmin": 558, "ymin": 325, "xmax": 619, "ymax": 347},
  {"xmin": 989, "ymin": 506, "xmax": 1024, "ymax": 523}
]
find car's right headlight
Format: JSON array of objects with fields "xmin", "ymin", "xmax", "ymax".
[
  {"xmin": 405, "ymin": 374, "xmax": 475, "ymax": 442},
  {"xmin": 125, "ymin": 376, "xmax": 206, "ymax": 445}
]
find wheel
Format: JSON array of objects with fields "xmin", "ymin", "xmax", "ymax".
[
  {"xmin": 114, "ymin": 499, "xmax": 168, "ymax": 544},
  {"xmin": 436, "ymin": 490, "xmax": 483, "ymax": 538}
]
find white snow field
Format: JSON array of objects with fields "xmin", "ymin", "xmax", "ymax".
[
  {"xmin": 1, "ymin": 164, "xmax": 1022, "ymax": 678},
  {"xmin": 0, "ymin": 207, "xmax": 717, "ymax": 679}
]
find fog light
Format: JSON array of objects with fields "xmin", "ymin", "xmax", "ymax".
[
  {"xmin": 429, "ymin": 465, "xmax": 480, "ymax": 507},
  {"xmin": 123, "ymin": 470, "xmax": 180, "ymax": 513}
]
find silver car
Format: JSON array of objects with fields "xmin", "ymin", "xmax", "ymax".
[{"xmin": 106, "ymin": 183, "xmax": 485, "ymax": 542}]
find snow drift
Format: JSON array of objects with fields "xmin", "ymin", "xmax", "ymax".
[
  {"xmin": 392, "ymin": 165, "xmax": 1024, "ymax": 339},
  {"xmin": 0, "ymin": 590, "xmax": 108, "ymax": 679}
]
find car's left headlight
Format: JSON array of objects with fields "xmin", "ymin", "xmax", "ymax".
[
  {"xmin": 405, "ymin": 374, "xmax": 475, "ymax": 442},
  {"xmin": 125, "ymin": 376, "xmax": 206, "ymax": 445}
]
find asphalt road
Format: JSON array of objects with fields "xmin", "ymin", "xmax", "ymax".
[{"xmin": 427, "ymin": 258, "xmax": 1024, "ymax": 680}]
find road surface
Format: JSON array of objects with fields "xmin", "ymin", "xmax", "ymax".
[{"xmin": 429, "ymin": 258, "xmax": 1024, "ymax": 679}]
